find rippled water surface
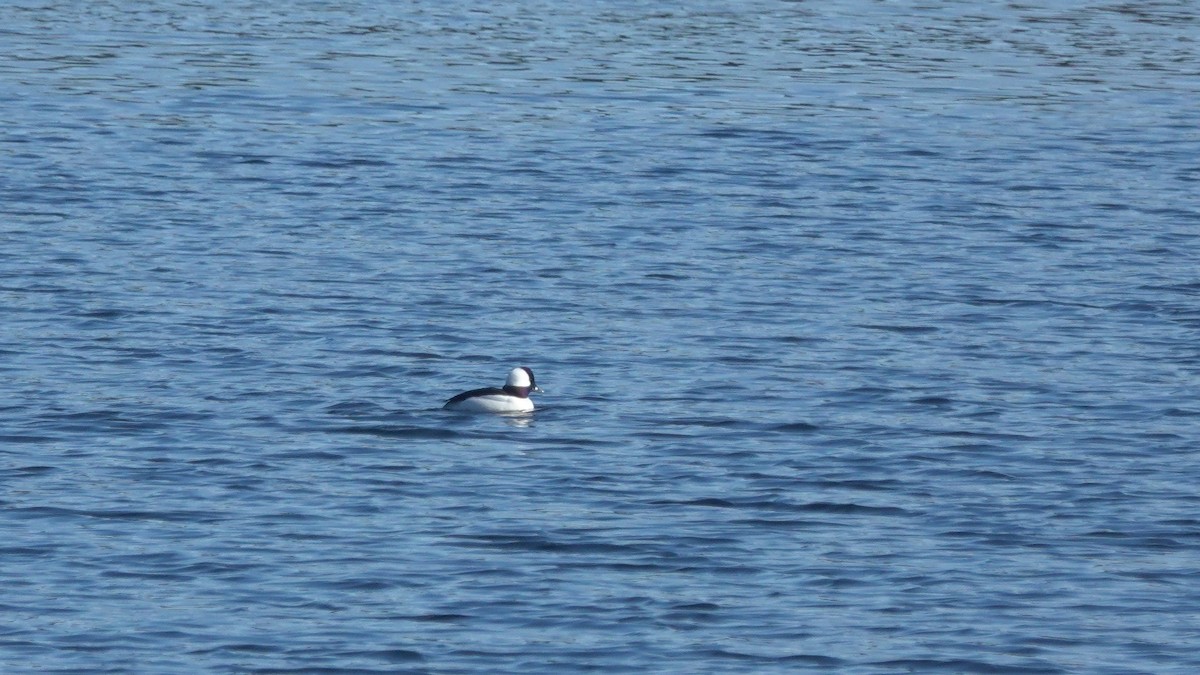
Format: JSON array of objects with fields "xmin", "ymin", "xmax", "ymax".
[{"xmin": 4, "ymin": 1, "xmax": 1200, "ymax": 672}]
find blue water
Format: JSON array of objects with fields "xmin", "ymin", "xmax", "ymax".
[{"xmin": 3, "ymin": 1, "xmax": 1200, "ymax": 672}]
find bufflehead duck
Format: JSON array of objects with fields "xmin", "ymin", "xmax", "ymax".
[{"xmin": 443, "ymin": 367, "xmax": 543, "ymax": 413}]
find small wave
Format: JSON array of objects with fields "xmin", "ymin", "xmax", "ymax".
[
  {"xmin": 445, "ymin": 533, "xmax": 640, "ymax": 555},
  {"xmin": 653, "ymin": 498, "xmax": 909, "ymax": 516},
  {"xmin": 699, "ymin": 649, "xmax": 845, "ymax": 668},
  {"xmin": 872, "ymin": 658, "xmax": 1064, "ymax": 673},
  {"xmin": 329, "ymin": 425, "xmax": 461, "ymax": 439},
  {"xmin": 771, "ymin": 422, "xmax": 819, "ymax": 432},
  {"xmin": 854, "ymin": 324, "xmax": 940, "ymax": 334},
  {"xmin": 13, "ymin": 506, "xmax": 224, "ymax": 523}
]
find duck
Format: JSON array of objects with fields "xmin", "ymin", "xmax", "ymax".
[{"xmin": 443, "ymin": 367, "xmax": 542, "ymax": 413}]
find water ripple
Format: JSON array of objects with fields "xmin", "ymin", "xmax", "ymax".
[{"xmin": 3, "ymin": 0, "xmax": 1198, "ymax": 672}]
